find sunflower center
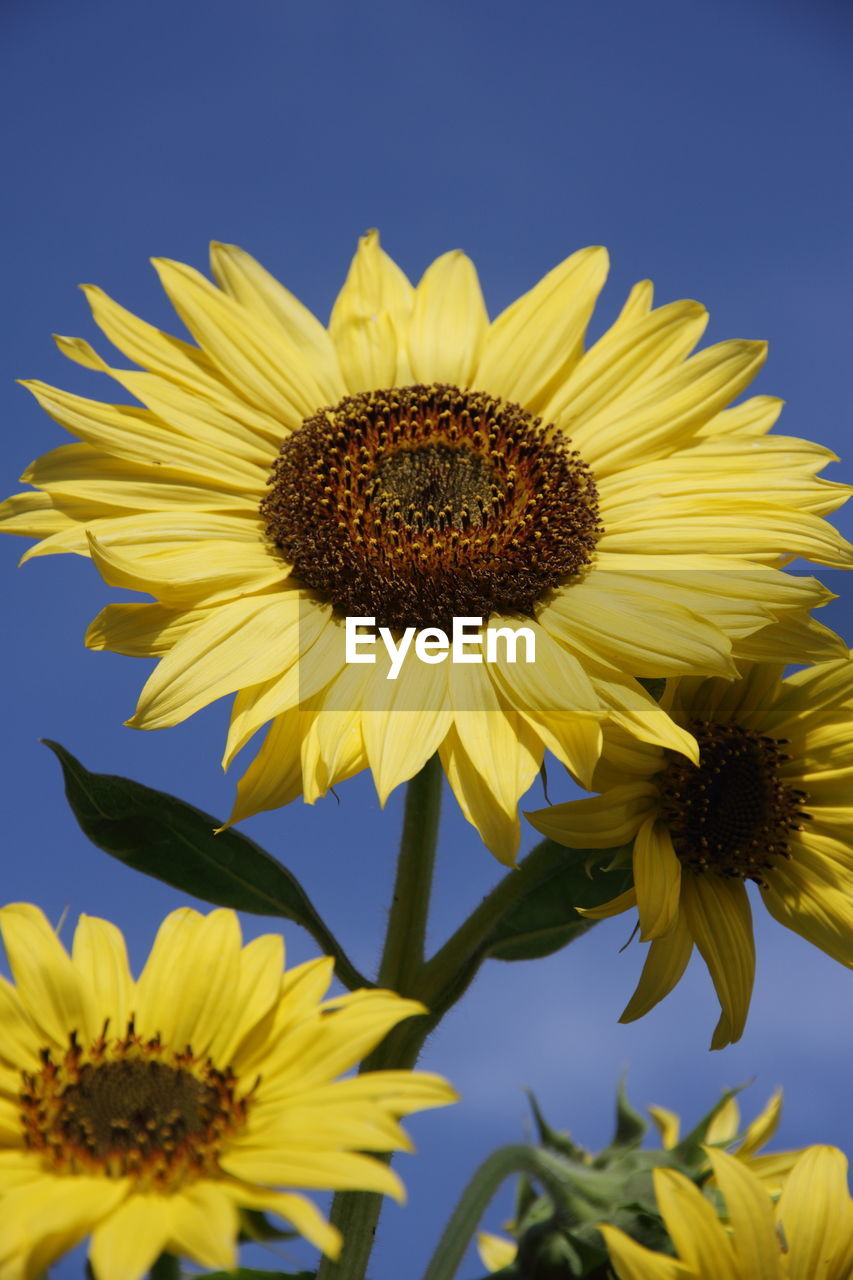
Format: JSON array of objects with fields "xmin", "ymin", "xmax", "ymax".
[
  {"xmin": 261, "ymin": 384, "xmax": 602, "ymax": 631},
  {"xmin": 20, "ymin": 1023, "xmax": 252, "ymax": 1189},
  {"xmin": 659, "ymin": 721, "xmax": 811, "ymax": 886}
]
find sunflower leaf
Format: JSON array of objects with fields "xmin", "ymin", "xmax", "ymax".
[
  {"xmin": 483, "ymin": 842, "xmax": 633, "ymax": 963},
  {"xmin": 43, "ymin": 740, "xmax": 371, "ymax": 991}
]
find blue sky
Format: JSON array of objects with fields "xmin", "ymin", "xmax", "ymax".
[{"xmin": 2, "ymin": 0, "xmax": 853, "ymax": 1275}]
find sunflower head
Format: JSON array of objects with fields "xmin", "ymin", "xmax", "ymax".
[
  {"xmin": 261, "ymin": 382, "xmax": 602, "ymax": 632},
  {"xmin": 528, "ymin": 655, "xmax": 853, "ymax": 1048},
  {"xmin": 0, "ymin": 903, "xmax": 456, "ymax": 1280},
  {"xmin": 2, "ymin": 231, "xmax": 850, "ymax": 862}
]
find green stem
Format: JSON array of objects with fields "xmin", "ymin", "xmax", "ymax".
[
  {"xmin": 316, "ymin": 757, "xmax": 443, "ymax": 1280},
  {"xmin": 377, "ymin": 753, "xmax": 444, "ymax": 991},
  {"xmin": 420, "ymin": 1144, "xmax": 580, "ymax": 1280},
  {"xmin": 148, "ymin": 1253, "xmax": 181, "ymax": 1280}
]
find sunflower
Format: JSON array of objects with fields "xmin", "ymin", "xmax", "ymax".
[
  {"xmin": 2, "ymin": 233, "xmax": 850, "ymax": 862},
  {"xmin": 0, "ymin": 903, "xmax": 455, "ymax": 1280},
  {"xmin": 528, "ymin": 655, "xmax": 853, "ymax": 1047},
  {"xmin": 475, "ymin": 1089, "xmax": 800, "ymax": 1274},
  {"xmin": 601, "ymin": 1145, "xmax": 853, "ymax": 1280}
]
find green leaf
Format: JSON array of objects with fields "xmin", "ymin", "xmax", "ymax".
[
  {"xmin": 44, "ymin": 740, "xmax": 370, "ymax": 991},
  {"xmin": 484, "ymin": 843, "xmax": 632, "ymax": 963}
]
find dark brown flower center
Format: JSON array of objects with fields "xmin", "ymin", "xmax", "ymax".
[
  {"xmin": 261, "ymin": 384, "xmax": 602, "ymax": 631},
  {"xmin": 20, "ymin": 1022, "xmax": 252, "ymax": 1188},
  {"xmin": 659, "ymin": 721, "xmax": 811, "ymax": 886}
]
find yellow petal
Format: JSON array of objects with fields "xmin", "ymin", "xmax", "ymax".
[
  {"xmin": 527, "ymin": 784, "xmax": 654, "ymax": 849},
  {"xmin": 477, "ymin": 1231, "xmax": 518, "ymax": 1272},
  {"xmin": 647, "ymin": 1105, "xmax": 680, "ymax": 1149},
  {"xmin": 705, "ymin": 1148, "xmax": 781, "ymax": 1280},
  {"xmin": 680, "ymin": 875, "xmax": 755, "ymax": 1050},
  {"xmin": 129, "ymin": 592, "xmax": 323, "ymax": 729},
  {"xmin": 735, "ymin": 1090, "xmax": 782, "ymax": 1158},
  {"xmin": 475, "ymin": 246, "xmax": 608, "ymax": 411},
  {"xmin": 0, "ymin": 904, "xmax": 92, "ymax": 1052},
  {"xmin": 653, "ymin": 1167, "xmax": 740, "ymax": 1280},
  {"xmin": 408, "ymin": 250, "xmax": 489, "ymax": 386},
  {"xmin": 88, "ymin": 1192, "xmax": 172, "ymax": 1280},
  {"xmin": 71, "ymin": 915, "xmax": 133, "ymax": 1041},
  {"xmin": 620, "ymin": 910, "xmax": 693, "ymax": 1023},
  {"xmin": 152, "ymin": 257, "xmax": 327, "ymax": 424},
  {"xmin": 544, "ymin": 298, "xmax": 707, "ymax": 429},
  {"xmin": 600, "ymin": 1223, "xmax": 691, "ymax": 1280},
  {"xmin": 164, "ymin": 1184, "xmax": 238, "ymax": 1272},
  {"xmin": 634, "ymin": 818, "xmax": 682, "ymax": 941},
  {"xmin": 776, "ymin": 1146, "xmax": 852, "ymax": 1280},
  {"xmin": 221, "ymin": 1183, "xmax": 342, "ymax": 1259},
  {"xmin": 571, "ymin": 340, "xmax": 767, "ymax": 474},
  {"xmin": 360, "ymin": 651, "xmax": 452, "ymax": 806},
  {"xmin": 209, "ymin": 241, "xmax": 345, "ymax": 402},
  {"xmin": 329, "ymin": 229, "xmax": 414, "ymax": 391}
]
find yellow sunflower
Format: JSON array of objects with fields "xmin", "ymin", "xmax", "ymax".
[
  {"xmin": 0, "ymin": 903, "xmax": 455, "ymax": 1280},
  {"xmin": 2, "ymin": 232, "xmax": 850, "ymax": 862},
  {"xmin": 475, "ymin": 1090, "xmax": 800, "ymax": 1274},
  {"xmin": 601, "ymin": 1145, "xmax": 853, "ymax": 1280},
  {"xmin": 529, "ymin": 655, "xmax": 853, "ymax": 1047}
]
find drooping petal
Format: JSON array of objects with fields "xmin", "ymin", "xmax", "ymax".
[
  {"xmin": 633, "ymin": 818, "xmax": 682, "ymax": 941},
  {"xmin": 680, "ymin": 875, "xmax": 755, "ymax": 1050}
]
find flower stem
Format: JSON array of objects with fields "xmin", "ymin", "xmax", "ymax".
[
  {"xmin": 377, "ymin": 752, "xmax": 444, "ymax": 991},
  {"xmin": 420, "ymin": 1144, "xmax": 581, "ymax": 1280},
  {"xmin": 316, "ymin": 756, "xmax": 443, "ymax": 1280}
]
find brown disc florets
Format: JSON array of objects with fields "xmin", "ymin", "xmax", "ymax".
[
  {"xmin": 659, "ymin": 721, "xmax": 812, "ymax": 887},
  {"xmin": 261, "ymin": 384, "xmax": 602, "ymax": 631},
  {"xmin": 20, "ymin": 1021, "xmax": 252, "ymax": 1189}
]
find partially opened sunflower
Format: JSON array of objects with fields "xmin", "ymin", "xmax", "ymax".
[
  {"xmin": 0, "ymin": 903, "xmax": 455, "ymax": 1280},
  {"xmin": 602, "ymin": 1145, "xmax": 853, "ymax": 1280},
  {"xmin": 2, "ymin": 232, "xmax": 849, "ymax": 861},
  {"xmin": 529, "ymin": 655, "xmax": 853, "ymax": 1046}
]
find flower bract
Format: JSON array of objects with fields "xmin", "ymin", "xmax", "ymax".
[
  {"xmin": 0, "ymin": 903, "xmax": 455, "ymax": 1280},
  {"xmin": 529, "ymin": 656, "xmax": 853, "ymax": 1046},
  {"xmin": 2, "ymin": 233, "xmax": 850, "ymax": 861}
]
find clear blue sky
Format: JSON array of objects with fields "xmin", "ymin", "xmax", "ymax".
[{"xmin": 2, "ymin": 0, "xmax": 852, "ymax": 1275}]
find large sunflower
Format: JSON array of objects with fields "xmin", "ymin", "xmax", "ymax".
[
  {"xmin": 2, "ymin": 233, "xmax": 850, "ymax": 861},
  {"xmin": 602, "ymin": 1145, "xmax": 853, "ymax": 1280},
  {"xmin": 0, "ymin": 903, "xmax": 455, "ymax": 1280},
  {"xmin": 529, "ymin": 656, "xmax": 853, "ymax": 1047}
]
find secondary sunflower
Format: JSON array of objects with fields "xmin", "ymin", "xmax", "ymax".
[
  {"xmin": 602, "ymin": 1145, "xmax": 853, "ymax": 1280},
  {"xmin": 2, "ymin": 233, "xmax": 850, "ymax": 862},
  {"xmin": 529, "ymin": 655, "xmax": 853, "ymax": 1047},
  {"xmin": 0, "ymin": 903, "xmax": 455, "ymax": 1280}
]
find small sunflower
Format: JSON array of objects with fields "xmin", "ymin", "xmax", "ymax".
[
  {"xmin": 2, "ymin": 233, "xmax": 850, "ymax": 861},
  {"xmin": 0, "ymin": 903, "xmax": 455, "ymax": 1280},
  {"xmin": 529, "ymin": 656, "xmax": 853, "ymax": 1047},
  {"xmin": 602, "ymin": 1145, "xmax": 853, "ymax": 1280}
]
